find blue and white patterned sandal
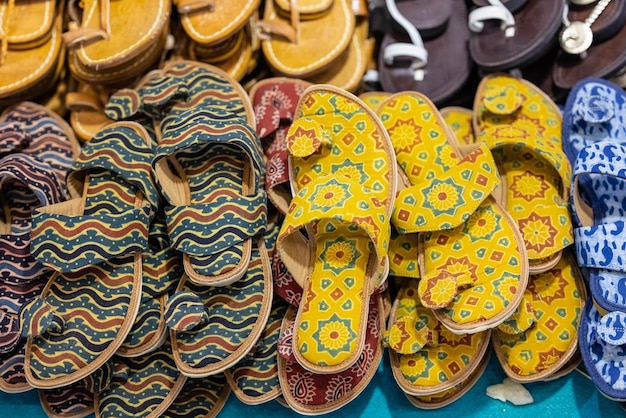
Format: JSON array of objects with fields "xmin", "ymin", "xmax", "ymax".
[
  {"xmin": 579, "ymin": 301, "xmax": 626, "ymax": 400},
  {"xmin": 571, "ymin": 141, "xmax": 626, "ymax": 315},
  {"xmin": 562, "ymin": 77, "xmax": 626, "ymax": 166}
]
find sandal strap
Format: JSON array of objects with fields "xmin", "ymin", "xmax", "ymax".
[
  {"xmin": 574, "ymin": 221, "xmax": 626, "ymax": 272},
  {"xmin": 572, "ymin": 141, "xmax": 626, "ymax": 232},
  {"xmin": 164, "ymin": 291, "xmax": 209, "ymax": 332},
  {"xmin": 384, "ymin": 314, "xmax": 438, "ymax": 354},
  {"xmin": 468, "ymin": 0, "xmax": 516, "ymax": 37},
  {"xmin": 418, "ymin": 268, "xmax": 476, "ymax": 309},
  {"xmin": 70, "ymin": 125, "xmax": 161, "ymax": 209},
  {"xmin": 154, "ymin": 108, "xmax": 264, "ymax": 205},
  {"xmin": 278, "ymin": 174, "xmax": 390, "ymax": 288},
  {"xmin": 165, "ymin": 193, "xmax": 267, "ymax": 257},
  {"xmin": 597, "ymin": 311, "xmax": 626, "ymax": 346},
  {"xmin": 477, "ymin": 125, "xmax": 571, "ymax": 190},
  {"xmin": 141, "ymin": 247, "xmax": 182, "ymax": 299},
  {"xmin": 30, "ymin": 124, "xmax": 159, "ymax": 272},
  {"xmin": 497, "ymin": 300, "xmax": 537, "ymax": 334},
  {"xmin": 30, "ymin": 204, "xmax": 153, "ymax": 272},
  {"xmin": 393, "ymin": 143, "xmax": 500, "ymax": 233},
  {"xmin": 383, "ymin": 0, "xmax": 428, "ymax": 80},
  {"xmin": 19, "ymin": 298, "xmax": 64, "ymax": 338},
  {"xmin": 0, "ymin": 153, "xmax": 65, "ymax": 207}
]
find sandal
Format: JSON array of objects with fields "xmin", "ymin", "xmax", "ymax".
[
  {"xmin": 492, "ymin": 250, "xmax": 586, "ymax": 382},
  {"xmin": 277, "ymin": 291, "xmax": 387, "ymax": 414},
  {"xmin": 249, "ymin": 77, "xmax": 311, "ymax": 214},
  {"xmin": 385, "ymin": 277, "xmax": 491, "ymax": 397},
  {"xmin": 378, "ymin": 91, "xmax": 527, "ymax": 333},
  {"xmin": 473, "ymin": 73, "xmax": 574, "ymax": 274},
  {"xmin": 64, "ymin": 0, "xmax": 170, "ymax": 86},
  {"xmin": 175, "ymin": 0, "xmax": 260, "ymax": 47},
  {"xmin": 95, "ymin": 339, "xmax": 187, "ymax": 418},
  {"xmin": 0, "ymin": 2, "xmax": 64, "ymax": 106},
  {"xmin": 378, "ymin": 0, "xmax": 474, "ymax": 105},
  {"xmin": 468, "ymin": 0, "xmax": 564, "ymax": 70},
  {"xmin": 553, "ymin": 0, "xmax": 626, "ymax": 90},
  {"xmin": 258, "ymin": 0, "xmax": 355, "ymax": 77},
  {"xmin": 21, "ymin": 122, "xmax": 159, "ymax": 389},
  {"xmin": 39, "ymin": 383, "xmax": 95, "ymax": 418},
  {"xmin": 277, "ymin": 85, "xmax": 396, "ymax": 373},
  {"xmin": 562, "ymin": 77, "xmax": 626, "ymax": 165}
]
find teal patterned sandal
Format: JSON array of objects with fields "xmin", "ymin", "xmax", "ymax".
[
  {"xmin": 20, "ymin": 122, "xmax": 160, "ymax": 389},
  {"xmin": 164, "ymin": 234, "xmax": 273, "ymax": 377},
  {"xmin": 118, "ymin": 213, "xmax": 182, "ymax": 357},
  {"xmin": 162, "ymin": 374, "xmax": 230, "ymax": 418},
  {"xmin": 95, "ymin": 339, "xmax": 187, "ymax": 418},
  {"xmin": 151, "ymin": 93, "xmax": 263, "ymax": 288}
]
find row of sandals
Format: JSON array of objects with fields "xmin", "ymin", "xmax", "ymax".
[
  {"xmin": 4, "ymin": 0, "xmax": 626, "ymax": 111},
  {"xmin": 0, "ymin": 60, "xmax": 625, "ymax": 417}
]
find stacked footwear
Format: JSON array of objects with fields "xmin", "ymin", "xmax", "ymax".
[{"xmin": 563, "ymin": 77, "xmax": 626, "ymax": 401}]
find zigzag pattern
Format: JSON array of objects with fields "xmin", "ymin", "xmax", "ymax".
[
  {"xmin": 96, "ymin": 340, "xmax": 182, "ymax": 417},
  {"xmin": 175, "ymin": 244, "xmax": 268, "ymax": 371},
  {"xmin": 163, "ymin": 374, "xmax": 229, "ymax": 418},
  {"xmin": 40, "ymin": 382, "xmax": 94, "ymax": 417},
  {"xmin": 227, "ymin": 296, "xmax": 288, "ymax": 403}
]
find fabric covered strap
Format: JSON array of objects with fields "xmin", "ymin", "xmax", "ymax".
[
  {"xmin": 71, "ymin": 125, "xmax": 161, "ymax": 209},
  {"xmin": 383, "ymin": 314, "xmax": 438, "ymax": 354},
  {"xmin": 497, "ymin": 300, "xmax": 537, "ymax": 334},
  {"xmin": 477, "ymin": 125, "xmax": 571, "ymax": 191},
  {"xmin": 468, "ymin": 0, "xmax": 516, "ymax": 37},
  {"xmin": 278, "ymin": 174, "xmax": 390, "ymax": 289},
  {"xmin": 141, "ymin": 247, "xmax": 182, "ymax": 300},
  {"xmin": 30, "ymin": 124, "xmax": 159, "ymax": 272},
  {"xmin": 165, "ymin": 194, "xmax": 267, "ymax": 257},
  {"xmin": 19, "ymin": 298, "xmax": 64, "ymax": 338},
  {"xmin": 30, "ymin": 203, "xmax": 152, "ymax": 272},
  {"xmin": 393, "ymin": 143, "xmax": 500, "ymax": 233},
  {"xmin": 418, "ymin": 268, "xmax": 476, "ymax": 310},
  {"xmin": 164, "ymin": 291, "xmax": 209, "ymax": 332},
  {"xmin": 575, "ymin": 221, "xmax": 626, "ymax": 272},
  {"xmin": 572, "ymin": 141, "xmax": 626, "ymax": 270},
  {"xmin": 105, "ymin": 73, "xmax": 190, "ymax": 121},
  {"xmin": 596, "ymin": 311, "xmax": 626, "ymax": 346}
]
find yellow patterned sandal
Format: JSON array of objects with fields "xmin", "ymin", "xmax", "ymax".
[
  {"xmin": 473, "ymin": 74, "xmax": 574, "ymax": 275},
  {"xmin": 377, "ymin": 91, "xmax": 528, "ymax": 334},
  {"xmin": 277, "ymin": 85, "xmax": 396, "ymax": 373},
  {"xmin": 385, "ymin": 277, "xmax": 491, "ymax": 397},
  {"xmin": 492, "ymin": 250, "xmax": 586, "ymax": 382}
]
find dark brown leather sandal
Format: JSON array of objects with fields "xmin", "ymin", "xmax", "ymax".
[
  {"xmin": 377, "ymin": 0, "xmax": 473, "ymax": 105},
  {"xmin": 553, "ymin": 0, "xmax": 626, "ymax": 90},
  {"xmin": 468, "ymin": 0, "xmax": 564, "ymax": 71}
]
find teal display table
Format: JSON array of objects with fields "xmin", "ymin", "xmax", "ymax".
[{"xmin": 2, "ymin": 352, "xmax": 623, "ymax": 417}]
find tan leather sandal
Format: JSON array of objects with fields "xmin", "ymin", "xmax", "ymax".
[
  {"xmin": 259, "ymin": 0, "xmax": 355, "ymax": 77},
  {"xmin": 0, "ymin": 1, "xmax": 64, "ymax": 106},
  {"xmin": 64, "ymin": 0, "xmax": 171, "ymax": 86}
]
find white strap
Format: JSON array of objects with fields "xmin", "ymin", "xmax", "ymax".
[
  {"xmin": 383, "ymin": 0, "xmax": 428, "ymax": 80},
  {"xmin": 468, "ymin": 0, "xmax": 516, "ymax": 37}
]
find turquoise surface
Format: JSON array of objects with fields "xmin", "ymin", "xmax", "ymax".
[{"xmin": 2, "ymin": 352, "xmax": 624, "ymax": 417}]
